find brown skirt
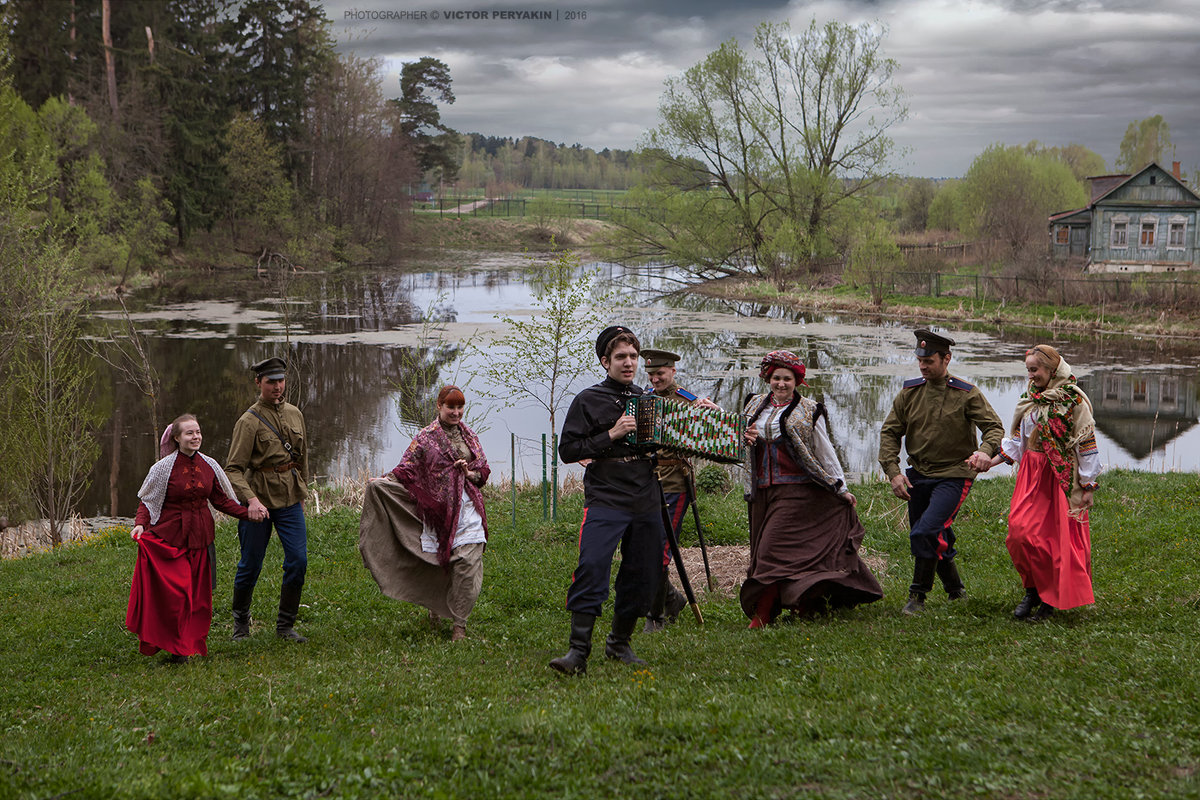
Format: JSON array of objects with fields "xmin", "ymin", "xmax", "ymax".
[
  {"xmin": 739, "ymin": 483, "xmax": 883, "ymax": 618},
  {"xmin": 359, "ymin": 479, "xmax": 484, "ymax": 625}
]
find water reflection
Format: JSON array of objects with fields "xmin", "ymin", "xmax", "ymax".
[{"xmin": 80, "ymin": 257, "xmax": 1200, "ymax": 516}]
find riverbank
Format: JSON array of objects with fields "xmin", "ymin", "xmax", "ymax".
[
  {"xmin": 3, "ymin": 471, "xmax": 1199, "ymax": 798},
  {"xmin": 696, "ymin": 274, "xmax": 1200, "ymax": 341}
]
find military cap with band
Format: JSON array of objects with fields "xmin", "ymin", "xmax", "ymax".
[
  {"xmin": 595, "ymin": 325, "xmax": 635, "ymax": 360},
  {"xmin": 641, "ymin": 348, "xmax": 681, "ymax": 369},
  {"xmin": 913, "ymin": 329, "xmax": 955, "ymax": 357},
  {"xmin": 251, "ymin": 357, "xmax": 288, "ymax": 380}
]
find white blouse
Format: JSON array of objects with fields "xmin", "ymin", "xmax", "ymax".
[
  {"xmin": 420, "ymin": 490, "xmax": 486, "ymax": 553},
  {"xmin": 754, "ymin": 404, "xmax": 848, "ymax": 493},
  {"xmin": 1000, "ymin": 413, "xmax": 1102, "ymax": 487}
]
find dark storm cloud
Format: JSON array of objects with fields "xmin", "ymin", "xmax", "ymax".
[{"xmin": 323, "ymin": 0, "xmax": 1200, "ymax": 176}]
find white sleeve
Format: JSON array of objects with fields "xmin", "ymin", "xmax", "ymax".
[
  {"xmin": 1000, "ymin": 414, "xmax": 1031, "ymax": 464},
  {"xmin": 1076, "ymin": 441, "xmax": 1102, "ymax": 487},
  {"xmin": 812, "ymin": 415, "xmax": 847, "ymax": 491}
]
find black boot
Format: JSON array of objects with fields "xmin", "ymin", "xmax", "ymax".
[
  {"xmin": 936, "ymin": 558, "xmax": 967, "ymax": 600},
  {"xmin": 276, "ymin": 583, "xmax": 308, "ymax": 642},
  {"xmin": 644, "ymin": 567, "xmax": 670, "ymax": 633},
  {"xmin": 1012, "ymin": 588, "xmax": 1040, "ymax": 619},
  {"xmin": 902, "ymin": 558, "xmax": 937, "ymax": 615},
  {"xmin": 549, "ymin": 612, "xmax": 595, "ymax": 676},
  {"xmin": 605, "ymin": 615, "xmax": 647, "ymax": 665},
  {"xmin": 664, "ymin": 581, "xmax": 687, "ymax": 623},
  {"xmin": 231, "ymin": 585, "xmax": 254, "ymax": 641},
  {"xmin": 1029, "ymin": 602, "xmax": 1055, "ymax": 622}
]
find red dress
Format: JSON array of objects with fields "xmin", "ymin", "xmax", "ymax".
[
  {"xmin": 1006, "ymin": 450, "xmax": 1094, "ymax": 609},
  {"xmin": 126, "ymin": 452, "xmax": 250, "ymax": 657}
]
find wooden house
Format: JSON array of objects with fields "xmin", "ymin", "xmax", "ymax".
[{"xmin": 1049, "ymin": 162, "xmax": 1200, "ymax": 272}]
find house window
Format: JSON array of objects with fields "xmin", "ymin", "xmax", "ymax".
[
  {"xmin": 1140, "ymin": 221, "xmax": 1156, "ymax": 247},
  {"xmin": 1104, "ymin": 375, "xmax": 1121, "ymax": 401},
  {"xmin": 1112, "ymin": 221, "xmax": 1128, "ymax": 247},
  {"xmin": 1161, "ymin": 378, "xmax": 1178, "ymax": 407},
  {"xmin": 1056, "ymin": 226, "xmax": 1069, "ymax": 245},
  {"xmin": 1133, "ymin": 378, "xmax": 1147, "ymax": 404},
  {"xmin": 1168, "ymin": 219, "xmax": 1186, "ymax": 248}
]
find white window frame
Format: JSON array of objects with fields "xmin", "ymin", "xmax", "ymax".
[
  {"xmin": 1110, "ymin": 214, "xmax": 1129, "ymax": 248},
  {"xmin": 1167, "ymin": 215, "xmax": 1187, "ymax": 250},
  {"xmin": 1139, "ymin": 216, "xmax": 1158, "ymax": 249}
]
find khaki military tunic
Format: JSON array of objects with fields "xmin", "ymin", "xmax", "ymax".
[
  {"xmin": 878, "ymin": 375, "xmax": 1003, "ymax": 480},
  {"xmin": 226, "ymin": 399, "xmax": 309, "ymax": 508}
]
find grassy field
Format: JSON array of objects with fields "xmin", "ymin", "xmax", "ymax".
[{"xmin": 2, "ymin": 470, "xmax": 1199, "ymax": 799}]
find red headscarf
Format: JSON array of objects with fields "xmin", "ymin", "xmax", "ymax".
[{"xmin": 758, "ymin": 350, "xmax": 809, "ymax": 385}]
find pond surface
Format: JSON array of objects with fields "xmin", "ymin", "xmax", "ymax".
[{"xmin": 82, "ymin": 251, "xmax": 1200, "ymax": 517}]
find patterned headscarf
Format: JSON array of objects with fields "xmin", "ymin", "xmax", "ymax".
[{"xmin": 758, "ymin": 350, "xmax": 809, "ymax": 385}]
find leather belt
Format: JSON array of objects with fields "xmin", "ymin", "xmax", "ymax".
[
  {"xmin": 592, "ymin": 455, "xmax": 649, "ymax": 463},
  {"xmin": 271, "ymin": 462, "xmax": 301, "ymax": 473}
]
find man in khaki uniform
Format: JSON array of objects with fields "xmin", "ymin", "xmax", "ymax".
[
  {"xmin": 641, "ymin": 348, "xmax": 718, "ymax": 632},
  {"xmin": 226, "ymin": 357, "xmax": 310, "ymax": 642},
  {"xmin": 878, "ymin": 329, "xmax": 1003, "ymax": 615}
]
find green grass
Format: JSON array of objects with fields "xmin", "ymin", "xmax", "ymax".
[{"xmin": 3, "ymin": 471, "xmax": 1200, "ymax": 798}]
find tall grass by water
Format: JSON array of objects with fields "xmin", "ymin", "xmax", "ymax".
[{"xmin": 2, "ymin": 470, "xmax": 1199, "ymax": 799}]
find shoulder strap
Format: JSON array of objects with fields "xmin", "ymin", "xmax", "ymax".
[{"xmin": 247, "ymin": 408, "xmax": 294, "ymax": 455}]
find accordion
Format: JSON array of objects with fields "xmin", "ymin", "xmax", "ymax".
[{"xmin": 624, "ymin": 395, "xmax": 745, "ymax": 464}]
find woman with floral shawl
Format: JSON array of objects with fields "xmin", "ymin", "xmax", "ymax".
[
  {"xmin": 360, "ymin": 386, "xmax": 490, "ymax": 641},
  {"xmin": 987, "ymin": 345, "xmax": 1100, "ymax": 621},
  {"xmin": 127, "ymin": 414, "xmax": 253, "ymax": 663},
  {"xmin": 739, "ymin": 351, "xmax": 883, "ymax": 627}
]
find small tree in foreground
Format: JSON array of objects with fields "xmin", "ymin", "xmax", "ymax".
[{"xmin": 473, "ymin": 250, "xmax": 611, "ymax": 490}]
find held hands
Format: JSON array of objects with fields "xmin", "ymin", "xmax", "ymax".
[
  {"xmin": 608, "ymin": 414, "xmax": 637, "ymax": 440},
  {"xmin": 247, "ymin": 498, "xmax": 269, "ymax": 522},
  {"xmin": 889, "ymin": 472, "xmax": 912, "ymax": 501},
  {"xmin": 696, "ymin": 397, "xmax": 719, "ymax": 410},
  {"xmin": 743, "ymin": 426, "xmax": 759, "ymax": 445},
  {"xmin": 841, "ymin": 491, "xmax": 858, "ymax": 507},
  {"xmin": 1078, "ymin": 488, "xmax": 1095, "ymax": 511},
  {"xmin": 130, "ymin": 525, "xmax": 144, "ymax": 541},
  {"xmin": 964, "ymin": 450, "xmax": 993, "ymax": 472}
]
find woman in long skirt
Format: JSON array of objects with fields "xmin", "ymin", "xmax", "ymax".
[
  {"xmin": 739, "ymin": 351, "xmax": 883, "ymax": 627},
  {"xmin": 127, "ymin": 415, "xmax": 254, "ymax": 662},
  {"xmin": 987, "ymin": 345, "xmax": 1100, "ymax": 621},
  {"xmin": 359, "ymin": 386, "xmax": 490, "ymax": 641}
]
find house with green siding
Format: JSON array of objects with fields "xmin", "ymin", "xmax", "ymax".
[{"xmin": 1049, "ymin": 162, "xmax": 1200, "ymax": 272}]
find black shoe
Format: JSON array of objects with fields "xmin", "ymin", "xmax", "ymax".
[
  {"xmin": 166, "ymin": 654, "xmax": 191, "ymax": 665},
  {"xmin": 1013, "ymin": 588, "xmax": 1040, "ymax": 619},
  {"xmin": 604, "ymin": 615, "xmax": 647, "ymax": 665},
  {"xmin": 664, "ymin": 582, "xmax": 688, "ymax": 623},
  {"xmin": 901, "ymin": 591, "xmax": 926, "ymax": 615},
  {"xmin": 549, "ymin": 612, "xmax": 595, "ymax": 676},
  {"xmin": 1028, "ymin": 602, "xmax": 1055, "ymax": 622}
]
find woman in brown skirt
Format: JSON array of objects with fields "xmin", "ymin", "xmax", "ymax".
[
  {"xmin": 359, "ymin": 386, "xmax": 489, "ymax": 641},
  {"xmin": 740, "ymin": 351, "xmax": 883, "ymax": 627}
]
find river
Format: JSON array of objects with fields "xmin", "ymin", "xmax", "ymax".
[{"xmin": 80, "ymin": 250, "xmax": 1200, "ymax": 517}]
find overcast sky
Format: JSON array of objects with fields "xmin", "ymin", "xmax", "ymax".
[{"xmin": 323, "ymin": 0, "xmax": 1200, "ymax": 178}]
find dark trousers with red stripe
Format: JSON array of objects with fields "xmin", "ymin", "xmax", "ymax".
[
  {"xmin": 906, "ymin": 469, "xmax": 972, "ymax": 560},
  {"xmin": 565, "ymin": 505, "xmax": 664, "ymax": 618},
  {"xmin": 659, "ymin": 491, "xmax": 689, "ymax": 567}
]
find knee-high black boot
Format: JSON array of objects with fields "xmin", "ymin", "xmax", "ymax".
[
  {"xmin": 276, "ymin": 583, "xmax": 307, "ymax": 642},
  {"xmin": 644, "ymin": 567, "xmax": 670, "ymax": 632},
  {"xmin": 231, "ymin": 585, "xmax": 254, "ymax": 641},
  {"xmin": 902, "ymin": 558, "xmax": 937, "ymax": 615},
  {"xmin": 549, "ymin": 612, "xmax": 595, "ymax": 676},
  {"xmin": 936, "ymin": 558, "xmax": 966, "ymax": 600},
  {"xmin": 605, "ymin": 615, "xmax": 647, "ymax": 665}
]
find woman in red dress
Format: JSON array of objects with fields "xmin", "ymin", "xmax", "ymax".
[
  {"xmin": 126, "ymin": 414, "xmax": 255, "ymax": 662},
  {"xmin": 987, "ymin": 345, "xmax": 1100, "ymax": 621}
]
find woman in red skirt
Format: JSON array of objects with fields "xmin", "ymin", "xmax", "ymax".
[
  {"xmin": 988, "ymin": 345, "xmax": 1101, "ymax": 621},
  {"xmin": 127, "ymin": 414, "xmax": 255, "ymax": 662}
]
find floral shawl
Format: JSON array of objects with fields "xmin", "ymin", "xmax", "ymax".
[
  {"xmin": 391, "ymin": 419, "xmax": 490, "ymax": 568},
  {"xmin": 1010, "ymin": 356, "xmax": 1096, "ymax": 517}
]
